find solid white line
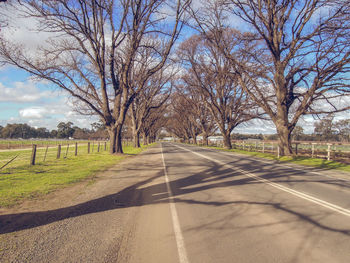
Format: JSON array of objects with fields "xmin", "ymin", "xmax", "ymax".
[
  {"xmin": 172, "ymin": 143, "xmax": 350, "ymax": 218},
  {"xmin": 161, "ymin": 143, "xmax": 190, "ymax": 263},
  {"xmin": 204, "ymin": 146, "xmax": 350, "ymax": 182}
]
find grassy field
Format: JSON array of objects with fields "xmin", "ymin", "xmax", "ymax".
[
  {"xmin": 0, "ymin": 142, "xmax": 108, "ymax": 170},
  {"xmin": 202, "ymin": 145, "xmax": 350, "ymax": 173},
  {"xmin": 0, "ymin": 144, "xmax": 151, "ymax": 207}
]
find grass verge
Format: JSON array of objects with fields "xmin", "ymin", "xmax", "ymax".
[
  {"xmin": 199, "ymin": 145, "xmax": 350, "ymax": 173},
  {"xmin": 0, "ymin": 144, "xmax": 153, "ymax": 207}
]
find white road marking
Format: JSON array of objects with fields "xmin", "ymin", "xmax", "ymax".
[
  {"xmin": 161, "ymin": 143, "xmax": 190, "ymax": 263},
  {"xmin": 203, "ymin": 146, "xmax": 350, "ymax": 182},
  {"xmin": 173, "ymin": 143, "xmax": 350, "ymax": 218}
]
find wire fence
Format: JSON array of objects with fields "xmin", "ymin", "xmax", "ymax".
[
  {"xmin": 195, "ymin": 139, "xmax": 350, "ymax": 164},
  {"xmin": 0, "ymin": 141, "xmax": 111, "ymax": 171}
]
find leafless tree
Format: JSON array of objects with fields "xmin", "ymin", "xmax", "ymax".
[
  {"xmin": 166, "ymin": 91, "xmax": 201, "ymax": 143},
  {"xmin": 178, "ymin": 33, "xmax": 261, "ymax": 149},
  {"xmin": 0, "ymin": 0, "xmax": 190, "ymax": 153},
  {"xmin": 130, "ymin": 65, "xmax": 173, "ymax": 147},
  {"xmin": 175, "ymin": 83, "xmax": 216, "ymax": 145},
  {"xmin": 141, "ymin": 104, "xmax": 168, "ymax": 144},
  {"xmin": 190, "ymin": 0, "xmax": 350, "ymax": 155}
]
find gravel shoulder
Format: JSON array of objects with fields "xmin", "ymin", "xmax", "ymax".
[{"xmin": 0, "ymin": 144, "xmax": 164, "ymax": 263}]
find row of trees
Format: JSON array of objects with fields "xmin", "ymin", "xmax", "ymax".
[
  {"xmin": 166, "ymin": 0, "xmax": 350, "ymax": 155},
  {"xmin": 1, "ymin": 1, "xmax": 350, "ymax": 155},
  {"xmin": 0, "ymin": 0, "xmax": 189, "ymax": 153},
  {"xmin": 0, "ymin": 122, "xmax": 108, "ymax": 139}
]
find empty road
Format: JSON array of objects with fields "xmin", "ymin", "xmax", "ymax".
[{"xmin": 1, "ymin": 142, "xmax": 350, "ymax": 262}]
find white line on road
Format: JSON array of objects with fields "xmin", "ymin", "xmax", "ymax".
[
  {"xmin": 202, "ymin": 146, "xmax": 350, "ymax": 182},
  {"xmin": 173, "ymin": 143, "xmax": 350, "ymax": 218},
  {"xmin": 161, "ymin": 143, "xmax": 190, "ymax": 263}
]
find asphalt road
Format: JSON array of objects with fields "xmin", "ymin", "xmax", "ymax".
[{"xmin": 1, "ymin": 142, "xmax": 350, "ymax": 262}]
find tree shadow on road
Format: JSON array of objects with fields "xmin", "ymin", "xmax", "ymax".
[{"xmin": 1, "ymin": 143, "xmax": 350, "ymax": 240}]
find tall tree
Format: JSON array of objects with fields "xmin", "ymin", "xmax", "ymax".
[
  {"xmin": 334, "ymin": 119, "xmax": 350, "ymax": 142},
  {"xmin": 57, "ymin": 121, "xmax": 75, "ymax": 138},
  {"xmin": 175, "ymin": 84, "xmax": 216, "ymax": 145},
  {"xmin": 130, "ymin": 65, "xmax": 173, "ymax": 147},
  {"xmin": 178, "ymin": 33, "xmax": 260, "ymax": 149},
  {"xmin": 141, "ymin": 104, "xmax": 168, "ymax": 144},
  {"xmin": 313, "ymin": 114, "xmax": 336, "ymax": 141},
  {"xmin": 0, "ymin": 0, "xmax": 189, "ymax": 153},
  {"xmin": 190, "ymin": 0, "xmax": 350, "ymax": 155}
]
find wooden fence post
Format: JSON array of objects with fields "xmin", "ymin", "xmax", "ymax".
[
  {"xmin": 57, "ymin": 144, "xmax": 61, "ymax": 159},
  {"xmin": 262, "ymin": 142, "xmax": 265, "ymax": 153},
  {"xmin": 104, "ymin": 141, "xmax": 107, "ymax": 151},
  {"xmin": 277, "ymin": 145, "xmax": 280, "ymax": 159},
  {"xmin": 75, "ymin": 142, "xmax": 78, "ymax": 156},
  {"xmin": 43, "ymin": 146, "xmax": 49, "ymax": 162},
  {"xmin": 88, "ymin": 142, "xmax": 90, "ymax": 154},
  {"xmin": 65, "ymin": 144, "xmax": 70, "ymax": 158},
  {"xmin": 295, "ymin": 143, "xmax": 299, "ymax": 155},
  {"xmin": 311, "ymin": 143, "xmax": 315, "ymax": 158},
  {"xmin": 30, "ymin": 144, "xmax": 37, "ymax": 165},
  {"xmin": 327, "ymin": 143, "xmax": 332, "ymax": 161},
  {"xmin": 98, "ymin": 142, "xmax": 100, "ymax": 152}
]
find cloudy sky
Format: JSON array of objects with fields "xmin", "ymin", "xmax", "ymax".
[
  {"xmin": 0, "ymin": 2, "xmax": 98, "ymax": 131},
  {"xmin": 0, "ymin": 1, "xmax": 349, "ymax": 134},
  {"xmin": 0, "ymin": 65, "xmax": 98, "ymax": 130}
]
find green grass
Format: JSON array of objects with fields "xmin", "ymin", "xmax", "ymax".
[
  {"xmin": 201, "ymin": 145, "xmax": 350, "ymax": 173},
  {"xmin": 0, "ymin": 144, "xmax": 153, "ymax": 207}
]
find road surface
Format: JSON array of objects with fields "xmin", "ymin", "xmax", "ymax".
[{"xmin": 1, "ymin": 142, "xmax": 350, "ymax": 262}]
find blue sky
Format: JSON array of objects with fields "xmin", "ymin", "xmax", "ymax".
[
  {"xmin": 1, "ymin": 1, "xmax": 348, "ymax": 134},
  {"xmin": 0, "ymin": 66, "xmax": 98, "ymax": 130}
]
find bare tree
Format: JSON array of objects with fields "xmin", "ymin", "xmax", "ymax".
[
  {"xmin": 0, "ymin": 0, "xmax": 189, "ymax": 153},
  {"xmin": 175, "ymin": 84, "xmax": 216, "ymax": 145},
  {"xmin": 130, "ymin": 66, "xmax": 173, "ymax": 147},
  {"xmin": 190, "ymin": 0, "xmax": 350, "ymax": 155},
  {"xmin": 141, "ymin": 104, "xmax": 168, "ymax": 145},
  {"xmin": 178, "ymin": 33, "xmax": 261, "ymax": 149},
  {"xmin": 166, "ymin": 91, "xmax": 201, "ymax": 143}
]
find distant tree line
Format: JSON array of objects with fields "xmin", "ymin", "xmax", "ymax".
[{"xmin": 0, "ymin": 121, "xmax": 108, "ymax": 140}]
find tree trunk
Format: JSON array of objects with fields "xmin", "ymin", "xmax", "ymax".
[
  {"xmin": 203, "ymin": 133, "xmax": 209, "ymax": 146},
  {"xmin": 133, "ymin": 132, "xmax": 141, "ymax": 148},
  {"xmin": 223, "ymin": 132, "xmax": 232, "ymax": 149},
  {"xmin": 276, "ymin": 124, "xmax": 293, "ymax": 156},
  {"xmin": 115, "ymin": 125, "xmax": 123, "ymax": 154},
  {"xmin": 142, "ymin": 132, "xmax": 148, "ymax": 145},
  {"xmin": 108, "ymin": 127, "xmax": 117, "ymax": 154},
  {"xmin": 193, "ymin": 135, "xmax": 197, "ymax": 145}
]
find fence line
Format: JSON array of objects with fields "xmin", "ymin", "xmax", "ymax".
[
  {"xmin": 193, "ymin": 139, "xmax": 350, "ymax": 164},
  {"xmin": 0, "ymin": 141, "xmax": 111, "ymax": 171}
]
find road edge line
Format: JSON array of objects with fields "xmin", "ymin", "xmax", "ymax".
[
  {"xmin": 173, "ymin": 143, "xmax": 350, "ymax": 218},
  {"xmin": 161, "ymin": 143, "xmax": 190, "ymax": 263}
]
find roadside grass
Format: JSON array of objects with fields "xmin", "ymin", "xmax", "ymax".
[
  {"xmin": 0, "ymin": 144, "xmax": 153, "ymax": 207},
  {"xmin": 200, "ymin": 145, "xmax": 350, "ymax": 173}
]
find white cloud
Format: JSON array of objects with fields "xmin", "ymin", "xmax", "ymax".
[
  {"xmin": 0, "ymin": 80, "xmax": 53, "ymax": 102},
  {"xmin": 19, "ymin": 107, "xmax": 47, "ymax": 119}
]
